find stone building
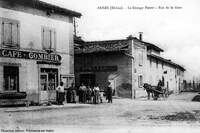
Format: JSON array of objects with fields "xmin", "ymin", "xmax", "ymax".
[
  {"xmin": 0, "ymin": 0, "xmax": 81, "ymax": 104},
  {"xmin": 74, "ymin": 35, "xmax": 185, "ymax": 98}
]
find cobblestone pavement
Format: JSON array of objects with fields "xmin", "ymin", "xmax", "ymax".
[{"xmin": 1, "ymin": 95, "xmax": 200, "ymax": 133}]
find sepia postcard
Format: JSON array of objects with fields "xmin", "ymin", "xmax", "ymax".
[{"xmin": 0, "ymin": 0, "xmax": 200, "ymax": 133}]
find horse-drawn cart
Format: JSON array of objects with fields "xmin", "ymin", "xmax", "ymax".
[{"xmin": 143, "ymin": 83, "xmax": 167, "ymax": 100}]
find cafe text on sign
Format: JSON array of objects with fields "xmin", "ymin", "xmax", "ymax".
[{"xmin": 0, "ymin": 49, "xmax": 61, "ymax": 62}]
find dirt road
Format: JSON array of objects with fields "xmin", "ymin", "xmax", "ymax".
[{"xmin": 1, "ymin": 96, "xmax": 200, "ymax": 133}]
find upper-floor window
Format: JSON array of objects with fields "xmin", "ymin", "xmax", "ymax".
[
  {"xmin": 42, "ymin": 27, "xmax": 56, "ymax": 52},
  {"xmin": 1, "ymin": 18, "xmax": 20, "ymax": 47},
  {"xmin": 139, "ymin": 51, "xmax": 143, "ymax": 66},
  {"xmin": 177, "ymin": 69, "xmax": 181, "ymax": 76},
  {"xmin": 138, "ymin": 75, "xmax": 143, "ymax": 88}
]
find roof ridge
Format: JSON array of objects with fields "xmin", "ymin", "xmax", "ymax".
[{"xmin": 86, "ymin": 39, "xmax": 127, "ymax": 43}]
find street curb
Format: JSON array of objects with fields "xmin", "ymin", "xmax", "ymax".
[{"xmin": 4, "ymin": 104, "xmax": 92, "ymax": 113}]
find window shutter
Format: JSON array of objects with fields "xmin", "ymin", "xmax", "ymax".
[
  {"xmin": 12, "ymin": 23, "xmax": 18, "ymax": 46},
  {"xmin": 51, "ymin": 30, "xmax": 56, "ymax": 50},
  {"xmin": 49, "ymin": 30, "xmax": 52, "ymax": 50},
  {"xmin": 42, "ymin": 27, "xmax": 56, "ymax": 51},
  {"xmin": 2, "ymin": 19, "xmax": 19, "ymax": 47},
  {"xmin": 3, "ymin": 22, "xmax": 12, "ymax": 45},
  {"xmin": 43, "ymin": 28, "xmax": 51, "ymax": 49},
  {"xmin": 42, "ymin": 29, "xmax": 45, "ymax": 48}
]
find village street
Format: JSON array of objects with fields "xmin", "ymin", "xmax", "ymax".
[{"xmin": 0, "ymin": 93, "xmax": 200, "ymax": 133}]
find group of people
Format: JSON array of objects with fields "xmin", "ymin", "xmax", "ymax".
[
  {"xmin": 78, "ymin": 83, "xmax": 102, "ymax": 104},
  {"xmin": 56, "ymin": 82, "xmax": 113, "ymax": 105}
]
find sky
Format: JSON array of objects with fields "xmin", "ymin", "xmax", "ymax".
[{"xmin": 42, "ymin": 0, "xmax": 200, "ymax": 80}]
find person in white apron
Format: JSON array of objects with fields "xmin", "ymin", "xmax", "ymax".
[{"xmin": 56, "ymin": 82, "xmax": 65, "ymax": 105}]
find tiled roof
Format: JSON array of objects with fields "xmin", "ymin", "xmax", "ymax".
[
  {"xmin": 142, "ymin": 41, "xmax": 164, "ymax": 52},
  {"xmin": 74, "ymin": 37, "xmax": 164, "ymax": 54},
  {"xmin": 132, "ymin": 38, "xmax": 163, "ymax": 52},
  {"xmin": 148, "ymin": 54, "xmax": 185, "ymax": 71},
  {"xmin": 75, "ymin": 39, "xmax": 129, "ymax": 54}
]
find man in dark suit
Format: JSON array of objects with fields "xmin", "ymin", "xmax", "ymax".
[{"xmin": 106, "ymin": 82, "xmax": 113, "ymax": 103}]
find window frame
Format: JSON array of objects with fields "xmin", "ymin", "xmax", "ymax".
[
  {"xmin": 138, "ymin": 75, "xmax": 143, "ymax": 88},
  {"xmin": 139, "ymin": 50, "xmax": 143, "ymax": 66},
  {"xmin": 41, "ymin": 26, "xmax": 56, "ymax": 52},
  {"xmin": 1, "ymin": 17, "xmax": 20, "ymax": 48},
  {"xmin": 3, "ymin": 66, "xmax": 19, "ymax": 92},
  {"xmin": 61, "ymin": 75, "xmax": 75, "ymax": 88}
]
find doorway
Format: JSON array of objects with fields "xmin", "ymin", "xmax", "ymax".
[{"xmin": 40, "ymin": 68, "xmax": 58, "ymax": 103}]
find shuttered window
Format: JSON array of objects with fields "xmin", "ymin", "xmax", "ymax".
[
  {"xmin": 139, "ymin": 51, "xmax": 143, "ymax": 66},
  {"xmin": 138, "ymin": 75, "xmax": 143, "ymax": 88},
  {"xmin": 1, "ymin": 18, "xmax": 20, "ymax": 47},
  {"xmin": 42, "ymin": 27, "xmax": 56, "ymax": 51}
]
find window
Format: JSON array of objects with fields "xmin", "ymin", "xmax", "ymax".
[
  {"xmin": 139, "ymin": 51, "xmax": 143, "ymax": 66},
  {"xmin": 177, "ymin": 69, "xmax": 181, "ymax": 76},
  {"xmin": 3, "ymin": 66, "xmax": 19, "ymax": 91},
  {"xmin": 61, "ymin": 76, "xmax": 74, "ymax": 88},
  {"xmin": 156, "ymin": 60, "xmax": 158, "ymax": 68},
  {"xmin": 42, "ymin": 27, "xmax": 56, "ymax": 51},
  {"xmin": 138, "ymin": 75, "xmax": 143, "ymax": 88},
  {"xmin": 40, "ymin": 68, "xmax": 58, "ymax": 91},
  {"xmin": 1, "ymin": 18, "xmax": 20, "ymax": 47}
]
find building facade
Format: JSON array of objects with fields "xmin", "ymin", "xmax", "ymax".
[
  {"xmin": 0, "ymin": 0, "xmax": 81, "ymax": 104},
  {"xmin": 74, "ymin": 35, "xmax": 185, "ymax": 99}
]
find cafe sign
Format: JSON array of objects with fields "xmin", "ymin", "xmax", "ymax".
[{"xmin": 0, "ymin": 49, "xmax": 61, "ymax": 62}]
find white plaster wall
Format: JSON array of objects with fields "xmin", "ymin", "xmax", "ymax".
[
  {"xmin": 146, "ymin": 57, "xmax": 179, "ymax": 92},
  {"xmin": 133, "ymin": 43, "xmax": 147, "ymax": 98},
  {"xmin": 60, "ymin": 54, "xmax": 70, "ymax": 75},
  {"xmin": 0, "ymin": 58, "xmax": 37, "ymax": 92},
  {"xmin": 0, "ymin": 7, "xmax": 73, "ymax": 54}
]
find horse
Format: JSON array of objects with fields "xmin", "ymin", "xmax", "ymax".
[
  {"xmin": 143, "ymin": 83, "xmax": 164, "ymax": 100},
  {"xmin": 143, "ymin": 83, "xmax": 154, "ymax": 100}
]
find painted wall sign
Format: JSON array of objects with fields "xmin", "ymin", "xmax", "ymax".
[
  {"xmin": 77, "ymin": 66, "xmax": 118, "ymax": 72},
  {"xmin": 0, "ymin": 49, "xmax": 61, "ymax": 62}
]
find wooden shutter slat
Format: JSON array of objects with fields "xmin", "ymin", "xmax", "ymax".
[
  {"xmin": 12, "ymin": 23, "xmax": 18, "ymax": 45},
  {"xmin": 3, "ymin": 23, "xmax": 12, "ymax": 45}
]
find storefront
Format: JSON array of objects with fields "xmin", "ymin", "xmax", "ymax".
[
  {"xmin": 0, "ymin": 49, "xmax": 62, "ymax": 104},
  {"xmin": 0, "ymin": 0, "xmax": 81, "ymax": 105}
]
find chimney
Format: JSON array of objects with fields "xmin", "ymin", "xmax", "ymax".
[
  {"xmin": 127, "ymin": 35, "xmax": 134, "ymax": 40},
  {"xmin": 139, "ymin": 32, "xmax": 143, "ymax": 41}
]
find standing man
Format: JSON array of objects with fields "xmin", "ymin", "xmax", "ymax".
[
  {"xmin": 79, "ymin": 83, "xmax": 86, "ymax": 103},
  {"xmin": 66, "ymin": 84, "xmax": 72, "ymax": 103},
  {"xmin": 106, "ymin": 82, "xmax": 113, "ymax": 103},
  {"xmin": 94, "ymin": 84, "xmax": 100, "ymax": 104},
  {"xmin": 71, "ymin": 83, "xmax": 76, "ymax": 103}
]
